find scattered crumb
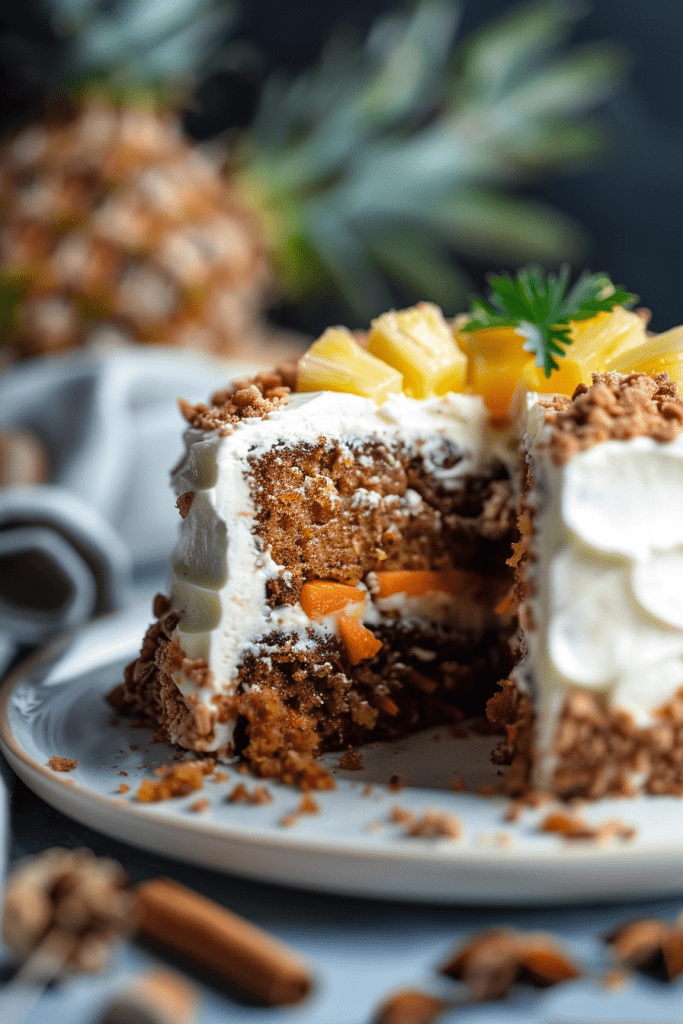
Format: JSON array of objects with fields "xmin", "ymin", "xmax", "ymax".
[
  {"xmin": 226, "ymin": 782, "xmax": 274, "ymax": 805},
  {"xmin": 252, "ymin": 786, "xmax": 273, "ymax": 805},
  {"xmin": 362, "ymin": 784, "xmax": 373, "ymax": 797},
  {"xmin": 212, "ymin": 770, "xmax": 229, "ymax": 782},
  {"xmin": 118, "ymin": 771, "xmax": 128, "ymax": 777},
  {"xmin": 227, "ymin": 783, "xmax": 250, "ymax": 804},
  {"xmin": 109, "ymin": 717, "xmax": 120, "ymax": 727},
  {"xmin": 279, "ymin": 813, "xmax": 299, "ymax": 828},
  {"xmin": 136, "ymin": 761, "xmax": 211, "ymax": 802},
  {"xmin": 339, "ymin": 747, "xmax": 364, "ymax": 770},
  {"xmin": 298, "ymin": 794, "xmax": 319, "ymax": 814},
  {"xmin": 189, "ymin": 798, "xmax": 209, "ymax": 813},
  {"xmin": 540, "ymin": 812, "xmax": 636, "ymax": 844},
  {"xmin": 389, "ymin": 805, "xmax": 416, "ymax": 826},
  {"xmin": 432, "ymin": 732, "xmax": 441, "ymax": 742},
  {"xmin": 504, "ymin": 800, "xmax": 523, "ymax": 822},
  {"xmin": 47, "ymin": 757, "xmax": 78, "ymax": 772},
  {"xmin": 117, "ymin": 784, "xmax": 130, "ymax": 795},
  {"xmin": 373, "ymin": 988, "xmax": 449, "ymax": 1024},
  {"xmin": 406, "ymin": 810, "xmax": 461, "ymax": 841},
  {"xmin": 238, "ymin": 763, "xmax": 249, "ymax": 775},
  {"xmin": 494, "ymin": 833, "xmax": 511, "ymax": 848},
  {"xmin": 450, "ymin": 775, "xmax": 466, "ymax": 793},
  {"xmin": 129, "ymin": 745, "xmax": 138, "ymax": 752},
  {"xmin": 477, "ymin": 784, "xmax": 499, "ymax": 797},
  {"xmin": 366, "ymin": 821, "xmax": 383, "ymax": 833},
  {"xmin": 389, "ymin": 774, "xmax": 403, "ymax": 793}
]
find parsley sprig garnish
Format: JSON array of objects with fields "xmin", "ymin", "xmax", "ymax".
[{"xmin": 463, "ymin": 266, "xmax": 638, "ymax": 377}]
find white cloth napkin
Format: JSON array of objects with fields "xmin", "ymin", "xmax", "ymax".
[{"xmin": 0, "ymin": 348, "xmax": 256, "ymax": 663}]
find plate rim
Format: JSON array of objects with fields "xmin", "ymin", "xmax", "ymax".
[{"xmin": 5, "ymin": 614, "xmax": 683, "ymax": 904}]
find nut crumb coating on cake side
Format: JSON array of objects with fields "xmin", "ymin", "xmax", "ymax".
[{"xmin": 493, "ymin": 371, "xmax": 683, "ymax": 799}]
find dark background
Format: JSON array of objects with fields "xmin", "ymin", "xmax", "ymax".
[{"xmin": 1, "ymin": 0, "xmax": 681, "ymax": 332}]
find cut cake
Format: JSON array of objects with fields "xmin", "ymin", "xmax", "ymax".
[{"xmin": 114, "ymin": 286, "xmax": 683, "ymax": 798}]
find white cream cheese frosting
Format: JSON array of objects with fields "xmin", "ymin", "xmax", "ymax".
[
  {"xmin": 167, "ymin": 388, "xmax": 509, "ymax": 751},
  {"xmin": 522, "ymin": 400, "xmax": 683, "ymax": 786}
]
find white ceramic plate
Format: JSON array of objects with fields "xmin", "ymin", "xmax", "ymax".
[{"xmin": 3, "ymin": 603, "xmax": 683, "ymax": 905}]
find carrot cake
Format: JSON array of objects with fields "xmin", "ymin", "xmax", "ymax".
[{"xmin": 113, "ymin": 269, "xmax": 683, "ymax": 796}]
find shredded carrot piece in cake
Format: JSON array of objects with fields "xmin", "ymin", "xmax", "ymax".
[
  {"xmin": 338, "ymin": 614, "xmax": 382, "ymax": 664},
  {"xmin": 374, "ymin": 568, "xmax": 477, "ymax": 598},
  {"xmin": 300, "ymin": 580, "xmax": 365, "ymax": 618}
]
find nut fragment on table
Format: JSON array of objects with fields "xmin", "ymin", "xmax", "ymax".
[
  {"xmin": 373, "ymin": 988, "xmax": 449, "ymax": 1024},
  {"xmin": 2, "ymin": 847, "xmax": 132, "ymax": 974},
  {"xmin": 441, "ymin": 927, "xmax": 580, "ymax": 999},
  {"xmin": 605, "ymin": 917, "xmax": 683, "ymax": 980},
  {"xmin": 98, "ymin": 968, "xmax": 197, "ymax": 1024}
]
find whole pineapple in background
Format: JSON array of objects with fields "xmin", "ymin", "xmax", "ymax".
[
  {"xmin": 237, "ymin": 0, "xmax": 627, "ymax": 325},
  {"xmin": 0, "ymin": 0, "xmax": 627, "ymax": 363},
  {"xmin": 0, "ymin": 0, "xmax": 273, "ymax": 362}
]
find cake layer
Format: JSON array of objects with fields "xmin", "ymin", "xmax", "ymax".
[
  {"xmin": 116, "ymin": 377, "xmax": 517, "ymax": 779},
  {"xmin": 499, "ymin": 372, "xmax": 683, "ymax": 798}
]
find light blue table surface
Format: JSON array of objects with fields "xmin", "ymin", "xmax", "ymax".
[{"xmin": 3, "ymin": 753, "xmax": 683, "ymax": 1024}]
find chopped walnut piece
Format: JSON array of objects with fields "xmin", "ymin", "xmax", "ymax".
[
  {"xmin": 406, "ymin": 810, "xmax": 461, "ymax": 841},
  {"xmin": 605, "ymin": 918, "xmax": 683, "ymax": 980},
  {"xmin": 48, "ymin": 756, "xmax": 78, "ymax": 772},
  {"xmin": 373, "ymin": 989, "xmax": 449, "ymax": 1024},
  {"xmin": 2, "ymin": 848, "xmax": 132, "ymax": 975},
  {"xmin": 388, "ymin": 805, "xmax": 416, "ymax": 826},
  {"xmin": 297, "ymin": 794, "xmax": 319, "ymax": 814},
  {"xmin": 441, "ymin": 928, "xmax": 580, "ymax": 1000}
]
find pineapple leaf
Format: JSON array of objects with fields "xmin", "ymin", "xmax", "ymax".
[{"xmin": 242, "ymin": 0, "xmax": 628, "ymax": 322}]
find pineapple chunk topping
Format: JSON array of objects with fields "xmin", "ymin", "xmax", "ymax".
[
  {"xmin": 297, "ymin": 327, "xmax": 403, "ymax": 403},
  {"xmin": 367, "ymin": 302, "xmax": 467, "ymax": 399}
]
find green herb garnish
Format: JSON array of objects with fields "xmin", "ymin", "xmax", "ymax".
[{"xmin": 463, "ymin": 266, "xmax": 638, "ymax": 377}]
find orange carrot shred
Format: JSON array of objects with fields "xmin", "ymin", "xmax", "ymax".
[
  {"xmin": 338, "ymin": 614, "xmax": 382, "ymax": 665},
  {"xmin": 374, "ymin": 569, "xmax": 479, "ymax": 599},
  {"xmin": 300, "ymin": 580, "xmax": 365, "ymax": 619}
]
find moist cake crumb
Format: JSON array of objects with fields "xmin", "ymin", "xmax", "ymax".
[
  {"xmin": 339, "ymin": 747, "xmax": 363, "ymax": 770},
  {"xmin": 136, "ymin": 761, "xmax": 212, "ymax": 802},
  {"xmin": 388, "ymin": 805, "xmax": 415, "ymax": 825},
  {"xmin": 48, "ymin": 756, "xmax": 78, "ymax": 772},
  {"xmin": 297, "ymin": 794, "xmax": 319, "ymax": 814}
]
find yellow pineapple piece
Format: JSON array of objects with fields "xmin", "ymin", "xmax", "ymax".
[
  {"xmin": 606, "ymin": 325, "xmax": 683, "ymax": 386},
  {"xmin": 297, "ymin": 327, "xmax": 403, "ymax": 402},
  {"xmin": 521, "ymin": 306, "xmax": 650, "ymax": 396},
  {"xmin": 368, "ymin": 302, "xmax": 467, "ymax": 399}
]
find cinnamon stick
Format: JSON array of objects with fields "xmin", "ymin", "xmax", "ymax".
[{"xmin": 133, "ymin": 878, "xmax": 312, "ymax": 1006}]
